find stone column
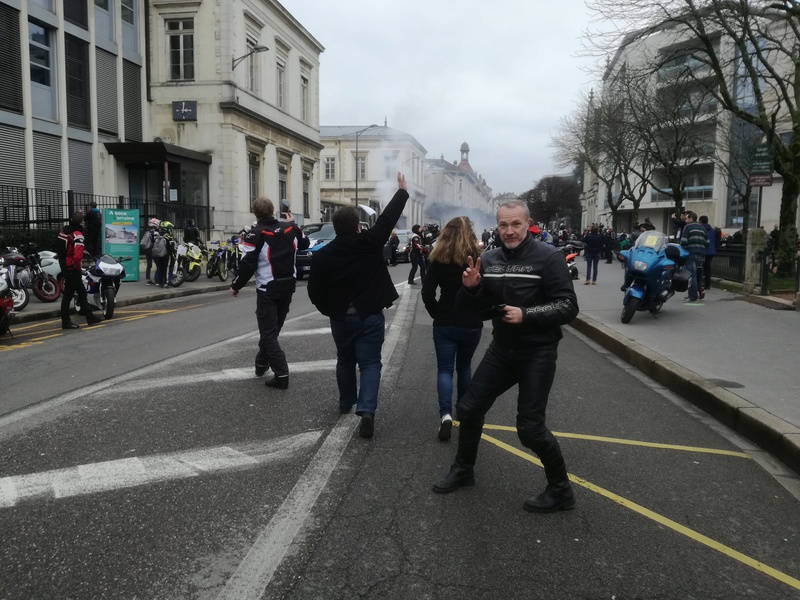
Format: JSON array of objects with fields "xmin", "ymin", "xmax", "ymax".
[{"xmin": 743, "ymin": 227, "xmax": 768, "ymax": 295}]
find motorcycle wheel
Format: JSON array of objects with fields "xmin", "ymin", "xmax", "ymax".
[
  {"xmin": 102, "ymin": 287, "xmax": 115, "ymax": 319},
  {"xmin": 570, "ymin": 267, "xmax": 579, "ymax": 280},
  {"xmin": 33, "ymin": 274, "xmax": 61, "ymax": 302},
  {"xmin": 206, "ymin": 256, "xmax": 217, "ymax": 278},
  {"xmin": 218, "ymin": 256, "xmax": 228, "ymax": 282},
  {"xmin": 186, "ymin": 264, "xmax": 201, "ymax": 282},
  {"xmin": 620, "ymin": 296, "xmax": 640, "ymax": 324},
  {"xmin": 11, "ymin": 287, "xmax": 29, "ymax": 311},
  {"xmin": 172, "ymin": 265, "xmax": 186, "ymax": 287},
  {"xmin": 58, "ymin": 274, "xmax": 66, "ymax": 293}
]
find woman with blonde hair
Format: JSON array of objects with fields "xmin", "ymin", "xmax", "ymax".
[{"xmin": 421, "ymin": 216, "xmax": 484, "ymax": 441}]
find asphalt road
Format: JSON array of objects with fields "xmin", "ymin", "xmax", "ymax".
[{"xmin": 1, "ymin": 269, "xmax": 799, "ymax": 599}]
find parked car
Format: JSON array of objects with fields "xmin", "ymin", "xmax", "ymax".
[
  {"xmin": 295, "ymin": 222, "xmax": 336, "ymax": 280},
  {"xmin": 393, "ymin": 229, "xmax": 412, "ymax": 263}
]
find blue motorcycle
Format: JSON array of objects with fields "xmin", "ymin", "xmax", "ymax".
[{"xmin": 618, "ymin": 231, "xmax": 689, "ymax": 323}]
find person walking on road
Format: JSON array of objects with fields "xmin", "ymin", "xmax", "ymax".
[
  {"xmin": 230, "ymin": 198, "xmax": 309, "ymax": 389},
  {"xmin": 680, "ymin": 211, "xmax": 709, "ymax": 303},
  {"xmin": 308, "ymin": 173, "xmax": 409, "ymax": 439},
  {"xmin": 57, "ymin": 211, "xmax": 103, "ymax": 329},
  {"xmin": 699, "ymin": 215, "xmax": 716, "ymax": 291},
  {"xmin": 582, "ymin": 225, "xmax": 604, "ymax": 285},
  {"xmin": 389, "ymin": 229, "xmax": 400, "ymax": 266},
  {"xmin": 421, "ymin": 216, "xmax": 484, "ymax": 441},
  {"xmin": 407, "ymin": 224, "xmax": 428, "ymax": 284},
  {"xmin": 432, "ymin": 199, "xmax": 579, "ymax": 513}
]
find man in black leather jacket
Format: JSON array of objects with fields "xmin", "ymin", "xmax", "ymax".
[{"xmin": 432, "ymin": 199, "xmax": 579, "ymax": 513}]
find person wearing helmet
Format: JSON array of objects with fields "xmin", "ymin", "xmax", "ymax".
[
  {"xmin": 159, "ymin": 221, "xmax": 178, "ymax": 286},
  {"xmin": 142, "ymin": 218, "xmax": 160, "ymax": 285}
]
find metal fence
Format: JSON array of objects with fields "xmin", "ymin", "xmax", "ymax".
[
  {"xmin": 713, "ymin": 245, "xmax": 746, "ymax": 283},
  {"xmin": 1, "ymin": 184, "xmax": 210, "ymax": 248}
]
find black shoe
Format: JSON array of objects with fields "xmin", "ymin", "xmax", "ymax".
[
  {"xmin": 254, "ymin": 364, "xmax": 269, "ymax": 377},
  {"xmin": 438, "ymin": 415, "xmax": 453, "ymax": 441},
  {"xmin": 85, "ymin": 314, "xmax": 104, "ymax": 327},
  {"xmin": 523, "ymin": 484, "xmax": 575, "ymax": 513},
  {"xmin": 61, "ymin": 320, "xmax": 80, "ymax": 330},
  {"xmin": 265, "ymin": 375, "xmax": 289, "ymax": 389},
  {"xmin": 339, "ymin": 404, "xmax": 354, "ymax": 414},
  {"xmin": 432, "ymin": 465, "xmax": 475, "ymax": 493},
  {"xmin": 359, "ymin": 414, "xmax": 374, "ymax": 438},
  {"xmin": 620, "ymin": 285, "xmax": 627, "ymax": 292}
]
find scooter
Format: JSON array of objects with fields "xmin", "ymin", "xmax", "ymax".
[{"xmin": 617, "ymin": 230, "xmax": 688, "ymax": 323}]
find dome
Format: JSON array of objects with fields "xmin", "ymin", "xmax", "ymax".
[{"xmin": 460, "ymin": 142, "xmax": 470, "ymax": 152}]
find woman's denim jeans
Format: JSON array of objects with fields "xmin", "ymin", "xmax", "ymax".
[{"xmin": 433, "ymin": 325, "xmax": 482, "ymax": 417}]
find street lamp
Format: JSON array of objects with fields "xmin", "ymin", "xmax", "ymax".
[
  {"xmin": 354, "ymin": 124, "xmax": 379, "ymax": 203},
  {"xmin": 232, "ymin": 45, "xmax": 268, "ymax": 70}
]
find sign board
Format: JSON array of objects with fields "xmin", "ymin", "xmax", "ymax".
[
  {"xmin": 102, "ymin": 208, "xmax": 140, "ymax": 282},
  {"xmin": 748, "ymin": 144, "xmax": 774, "ymax": 187},
  {"xmin": 172, "ymin": 100, "xmax": 197, "ymax": 121},
  {"xmin": 748, "ymin": 173, "xmax": 773, "ymax": 187}
]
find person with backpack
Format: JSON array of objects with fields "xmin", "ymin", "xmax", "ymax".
[
  {"xmin": 407, "ymin": 224, "xmax": 428, "ymax": 284},
  {"xmin": 56, "ymin": 211, "xmax": 102, "ymax": 329},
  {"xmin": 151, "ymin": 222, "xmax": 170, "ymax": 288},
  {"xmin": 141, "ymin": 218, "xmax": 160, "ymax": 285}
]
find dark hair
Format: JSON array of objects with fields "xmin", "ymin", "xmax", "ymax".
[
  {"xmin": 70, "ymin": 211, "xmax": 84, "ymax": 226},
  {"xmin": 411, "ymin": 224, "xmax": 421, "ymax": 234},
  {"xmin": 332, "ymin": 206, "xmax": 359, "ymax": 235},
  {"xmin": 591, "ymin": 225, "xmax": 599, "ymax": 234},
  {"xmin": 252, "ymin": 197, "xmax": 274, "ymax": 220},
  {"xmin": 686, "ymin": 210, "xmax": 698, "ymax": 221},
  {"xmin": 699, "ymin": 215, "xmax": 709, "ymax": 224}
]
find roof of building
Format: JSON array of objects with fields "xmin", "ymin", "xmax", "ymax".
[{"xmin": 320, "ymin": 125, "xmax": 426, "ymax": 152}]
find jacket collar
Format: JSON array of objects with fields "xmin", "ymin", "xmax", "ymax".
[{"xmin": 501, "ymin": 232, "xmax": 533, "ymax": 259}]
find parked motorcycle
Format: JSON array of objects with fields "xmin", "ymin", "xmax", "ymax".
[
  {"xmin": 206, "ymin": 240, "xmax": 229, "ymax": 281},
  {"xmin": 175, "ymin": 241, "xmax": 205, "ymax": 283},
  {"xmin": 18, "ymin": 243, "xmax": 60, "ymax": 302},
  {"xmin": 72, "ymin": 254, "xmax": 126, "ymax": 319},
  {"xmin": 0, "ymin": 267, "xmax": 16, "ymax": 337},
  {"xmin": 0, "ymin": 248, "xmax": 31, "ymax": 311},
  {"xmin": 560, "ymin": 244, "xmax": 580, "ymax": 280},
  {"xmin": 617, "ymin": 231, "xmax": 689, "ymax": 323},
  {"xmin": 225, "ymin": 236, "xmax": 244, "ymax": 280}
]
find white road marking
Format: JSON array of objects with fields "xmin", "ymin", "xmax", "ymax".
[
  {"xmin": 216, "ymin": 286, "xmax": 417, "ymax": 600},
  {"xmin": 96, "ymin": 360, "xmax": 337, "ymax": 395},
  {"xmin": 0, "ymin": 432, "xmax": 322, "ymax": 508}
]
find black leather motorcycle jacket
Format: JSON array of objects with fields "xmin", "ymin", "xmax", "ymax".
[{"xmin": 456, "ymin": 233, "xmax": 579, "ymax": 346}]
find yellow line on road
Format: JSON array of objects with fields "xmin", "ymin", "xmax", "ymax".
[
  {"xmin": 481, "ymin": 432, "xmax": 800, "ymax": 592},
  {"xmin": 480, "ymin": 423, "xmax": 750, "ymax": 458}
]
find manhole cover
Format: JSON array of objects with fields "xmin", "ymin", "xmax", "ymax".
[{"xmin": 707, "ymin": 378, "xmax": 745, "ymax": 389}]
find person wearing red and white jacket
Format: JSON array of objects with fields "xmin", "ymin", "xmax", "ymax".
[{"xmin": 56, "ymin": 211, "xmax": 102, "ymax": 329}]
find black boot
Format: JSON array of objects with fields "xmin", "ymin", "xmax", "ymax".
[
  {"xmin": 523, "ymin": 482, "xmax": 575, "ymax": 513},
  {"xmin": 62, "ymin": 319, "xmax": 80, "ymax": 330},
  {"xmin": 432, "ymin": 417, "xmax": 482, "ymax": 494},
  {"xmin": 85, "ymin": 312, "xmax": 103, "ymax": 326},
  {"xmin": 265, "ymin": 374, "xmax": 288, "ymax": 389},
  {"xmin": 520, "ymin": 431, "xmax": 575, "ymax": 513}
]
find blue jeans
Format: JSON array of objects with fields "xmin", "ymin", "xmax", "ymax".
[
  {"xmin": 330, "ymin": 312, "xmax": 385, "ymax": 416},
  {"xmin": 585, "ymin": 252, "xmax": 600, "ymax": 282},
  {"xmin": 685, "ymin": 254, "xmax": 704, "ymax": 301},
  {"xmin": 433, "ymin": 326, "xmax": 482, "ymax": 417}
]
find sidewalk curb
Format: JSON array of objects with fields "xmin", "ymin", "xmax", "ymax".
[{"xmin": 570, "ymin": 315, "xmax": 800, "ymax": 475}]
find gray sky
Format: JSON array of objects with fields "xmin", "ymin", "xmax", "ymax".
[{"xmin": 281, "ymin": 0, "xmax": 599, "ymax": 196}]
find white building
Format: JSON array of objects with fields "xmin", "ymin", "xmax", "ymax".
[{"xmin": 319, "ymin": 124, "xmax": 426, "ymax": 228}]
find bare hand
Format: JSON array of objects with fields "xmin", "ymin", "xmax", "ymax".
[
  {"xmin": 397, "ymin": 172, "xmax": 407, "ymax": 191},
  {"xmin": 230, "ymin": 288, "xmax": 239, "ymax": 297},
  {"xmin": 283, "ymin": 211, "xmax": 295, "ymax": 222},
  {"xmin": 498, "ymin": 305, "xmax": 523, "ymax": 324},
  {"xmin": 462, "ymin": 256, "xmax": 481, "ymax": 288}
]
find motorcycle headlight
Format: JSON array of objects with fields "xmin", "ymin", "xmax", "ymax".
[{"xmin": 634, "ymin": 260, "xmax": 649, "ymax": 272}]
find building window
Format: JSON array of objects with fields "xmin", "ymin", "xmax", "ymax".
[
  {"xmin": 65, "ymin": 34, "xmax": 90, "ymax": 129},
  {"xmin": 64, "ymin": 0, "xmax": 88, "ymax": 28},
  {"xmin": 301, "ymin": 76, "xmax": 308, "ymax": 121},
  {"xmin": 276, "ymin": 60, "xmax": 285, "ymax": 109},
  {"xmin": 95, "ymin": 0, "xmax": 109, "ymax": 7},
  {"xmin": 279, "ymin": 163, "xmax": 288, "ymax": 202},
  {"xmin": 356, "ymin": 156, "xmax": 366, "ymax": 181},
  {"xmin": 248, "ymin": 153, "xmax": 260, "ymax": 204},
  {"xmin": 246, "ymin": 38, "xmax": 259, "ymax": 92},
  {"xmin": 324, "ymin": 157, "xmax": 335, "ymax": 180},
  {"xmin": 167, "ymin": 19, "xmax": 194, "ymax": 80},
  {"xmin": 121, "ymin": 0, "xmax": 135, "ymax": 25},
  {"xmin": 94, "ymin": 0, "xmax": 113, "ymax": 41},
  {"xmin": 29, "ymin": 21, "xmax": 56, "ymax": 120},
  {"xmin": 303, "ymin": 171, "xmax": 310, "ymax": 218}
]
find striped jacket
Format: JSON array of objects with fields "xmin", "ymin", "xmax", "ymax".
[{"xmin": 680, "ymin": 222, "xmax": 709, "ymax": 255}]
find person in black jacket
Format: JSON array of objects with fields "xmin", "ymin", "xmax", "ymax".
[
  {"xmin": 57, "ymin": 211, "xmax": 103, "ymax": 329},
  {"xmin": 421, "ymin": 216, "xmax": 483, "ymax": 441},
  {"xmin": 582, "ymin": 224, "xmax": 604, "ymax": 285},
  {"xmin": 84, "ymin": 202, "xmax": 102, "ymax": 257},
  {"xmin": 407, "ymin": 224, "xmax": 428, "ymax": 284},
  {"xmin": 432, "ymin": 199, "xmax": 580, "ymax": 513},
  {"xmin": 230, "ymin": 198, "xmax": 309, "ymax": 389},
  {"xmin": 307, "ymin": 173, "xmax": 409, "ymax": 438}
]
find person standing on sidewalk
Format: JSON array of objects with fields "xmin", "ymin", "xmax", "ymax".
[
  {"xmin": 582, "ymin": 225, "xmax": 604, "ymax": 285},
  {"xmin": 407, "ymin": 224, "xmax": 428, "ymax": 284},
  {"xmin": 432, "ymin": 199, "xmax": 579, "ymax": 513},
  {"xmin": 699, "ymin": 215, "xmax": 716, "ymax": 291},
  {"xmin": 680, "ymin": 211, "xmax": 709, "ymax": 303},
  {"xmin": 389, "ymin": 229, "xmax": 400, "ymax": 266},
  {"xmin": 308, "ymin": 173, "xmax": 409, "ymax": 439},
  {"xmin": 421, "ymin": 216, "xmax": 484, "ymax": 441},
  {"xmin": 142, "ymin": 218, "xmax": 160, "ymax": 285},
  {"xmin": 84, "ymin": 202, "xmax": 102, "ymax": 257},
  {"xmin": 57, "ymin": 211, "xmax": 103, "ymax": 329},
  {"xmin": 230, "ymin": 198, "xmax": 309, "ymax": 389}
]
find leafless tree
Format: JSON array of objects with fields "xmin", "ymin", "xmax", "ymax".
[{"xmin": 586, "ymin": 0, "xmax": 799, "ymax": 275}]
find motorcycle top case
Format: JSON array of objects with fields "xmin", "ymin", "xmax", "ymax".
[{"xmin": 671, "ymin": 267, "xmax": 690, "ymax": 292}]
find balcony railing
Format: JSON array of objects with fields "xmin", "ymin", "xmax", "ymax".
[{"xmin": 650, "ymin": 185, "xmax": 714, "ymax": 202}]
